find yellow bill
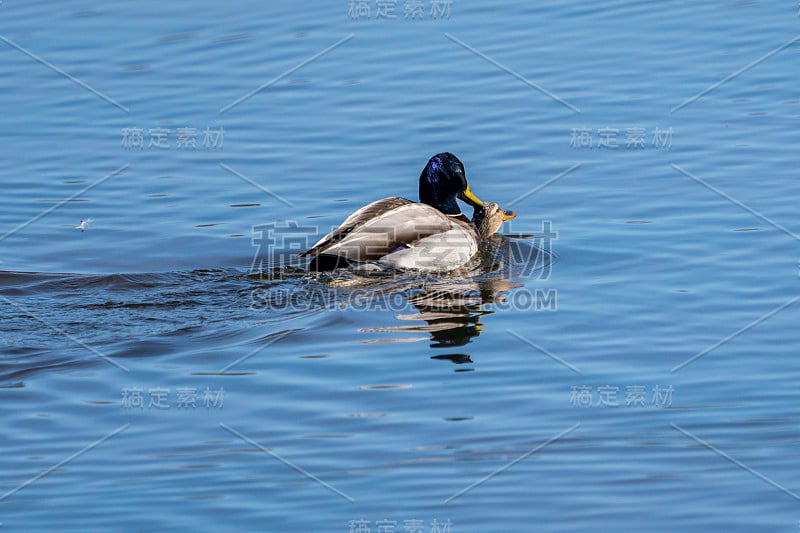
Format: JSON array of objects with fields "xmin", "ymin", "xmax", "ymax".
[{"xmin": 459, "ymin": 185, "xmax": 484, "ymax": 208}]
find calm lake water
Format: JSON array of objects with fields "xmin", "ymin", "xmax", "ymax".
[{"xmin": 2, "ymin": 1, "xmax": 799, "ymax": 531}]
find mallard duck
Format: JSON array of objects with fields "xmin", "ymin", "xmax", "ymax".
[
  {"xmin": 473, "ymin": 202, "xmax": 517, "ymax": 240},
  {"xmin": 300, "ymin": 153, "xmax": 517, "ymax": 271}
]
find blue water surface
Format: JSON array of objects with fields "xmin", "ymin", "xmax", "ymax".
[{"xmin": 1, "ymin": 1, "xmax": 799, "ymax": 531}]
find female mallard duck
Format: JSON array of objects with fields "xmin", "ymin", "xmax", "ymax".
[{"xmin": 300, "ymin": 153, "xmax": 517, "ymax": 271}]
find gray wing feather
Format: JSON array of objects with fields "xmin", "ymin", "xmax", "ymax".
[{"xmin": 300, "ymin": 197, "xmax": 457, "ymax": 261}]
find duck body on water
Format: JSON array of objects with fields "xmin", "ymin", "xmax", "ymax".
[{"xmin": 300, "ymin": 153, "xmax": 517, "ymax": 272}]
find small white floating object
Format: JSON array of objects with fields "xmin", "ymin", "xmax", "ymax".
[{"xmin": 76, "ymin": 218, "xmax": 93, "ymax": 232}]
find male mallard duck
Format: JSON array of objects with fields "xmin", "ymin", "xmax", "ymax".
[{"xmin": 300, "ymin": 153, "xmax": 517, "ymax": 271}]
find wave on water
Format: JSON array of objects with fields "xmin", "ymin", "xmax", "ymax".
[{"xmin": 0, "ymin": 235, "xmax": 550, "ymax": 382}]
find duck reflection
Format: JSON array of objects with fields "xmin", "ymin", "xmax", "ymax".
[
  {"xmin": 256, "ymin": 222, "xmax": 548, "ymax": 365},
  {"xmin": 400, "ymin": 276, "xmax": 523, "ymax": 349},
  {"xmin": 350, "ymin": 233, "xmax": 532, "ymax": 367}
]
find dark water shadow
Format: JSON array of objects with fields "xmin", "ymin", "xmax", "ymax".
[
  {"xmin": 252, "ymin": 234, "xmax": 554, "ymax": 363},
  {"xmin": 0, "ymin": 235, "xmax": 553, "ymax": 382}
]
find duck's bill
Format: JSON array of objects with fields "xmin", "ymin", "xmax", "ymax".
[
  {"xmin": 502, "ymin": 210, "xmax": 518, "ymax": 221},
  {"xmin": 459, "ymin": 185, "xmax": 484, "ymax": 208}
]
